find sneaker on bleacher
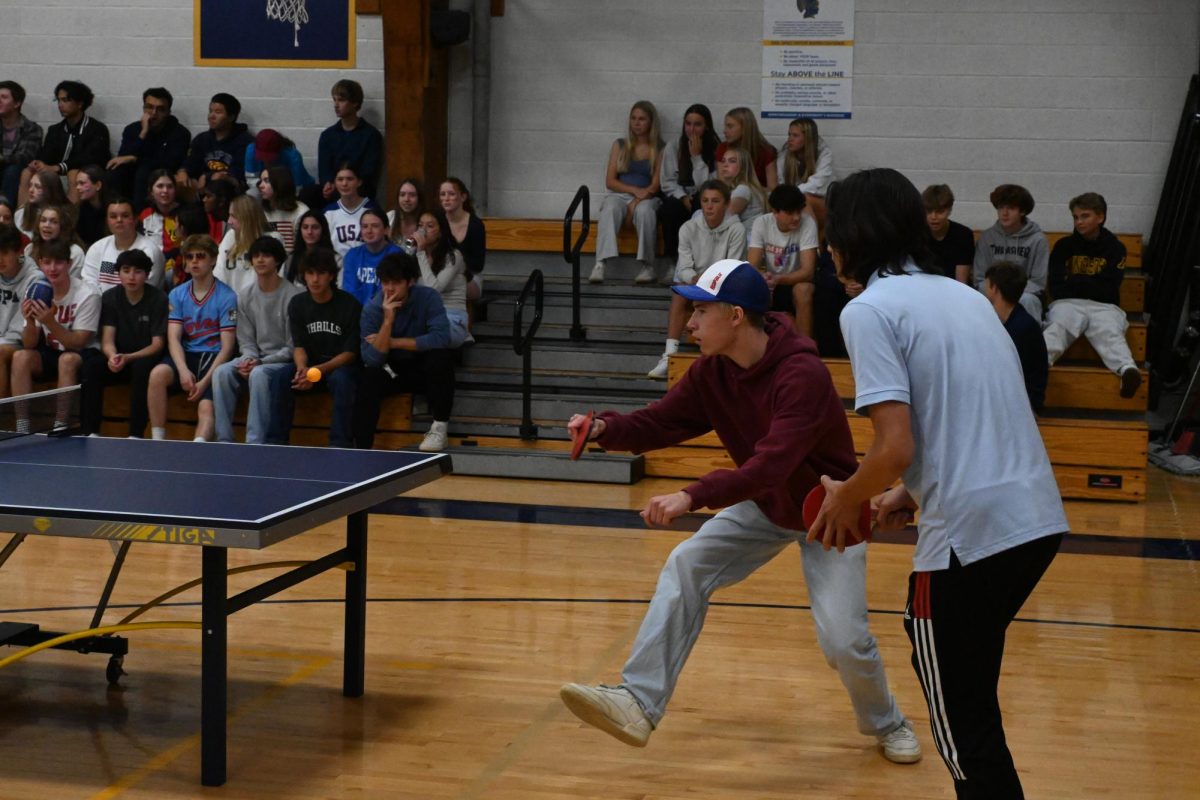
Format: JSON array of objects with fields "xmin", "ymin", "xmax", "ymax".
[
  {"xmin": 648, "ymin": 353, "xmax": 670, "ymax": 378},
  {"xmin": 588, "ymin": 261, "xmax": 605, "ymax": 284},
  {"xmin": 634, "ymin": 263, "xmax": 656, "ymax": 284}
]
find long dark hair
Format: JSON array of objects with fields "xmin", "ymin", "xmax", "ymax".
[
  {"xmin": 825, "ymin": 168, "xmax": 937, "ymax": 285},
  {"xmin": 263, "ymin": 163, "xmax": 299, "ymax": 213},
  {"xmin": 421, "ymin": 209, "xmax": 460, "ymax": 275},
  {"xmin": 286, "ymin": 209, "xmax": 334, "ymax": 284},
  {"xmin": 677, "ymin": 103, "xmax": 719, "ymax": 188}
]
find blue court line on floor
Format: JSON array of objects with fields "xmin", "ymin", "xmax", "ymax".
[
  {"xmin": 1, "ymin": 597, "xmax": 1196, "ymax": 635},
  {"xmin": 372, "ymin": 497, "xmax": 1200, "ymax": 562}
]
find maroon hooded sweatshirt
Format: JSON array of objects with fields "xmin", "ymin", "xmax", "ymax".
[{"xmin": 598, "ymin": 313, "xmax": 857, "ymax": 531}]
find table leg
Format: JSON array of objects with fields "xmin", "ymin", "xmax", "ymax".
[
  {"xmin": 201, "ymin": 545, "xmax": 227, "ymax": 786},
  {"xmin": 344, "ymin": 510, "xmax": 367, "ymax": 698}
]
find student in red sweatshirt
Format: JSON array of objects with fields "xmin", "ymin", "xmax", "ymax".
[{"xmin": 558, "ymin": 259, "xmax": 921, "ymax": 764}]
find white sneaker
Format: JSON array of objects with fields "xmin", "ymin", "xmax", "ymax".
[
  {"xmin": 559, "ymin": 683, "xmax": 653, "ymax": 747},
  {"xmin": 588, "ymin": 261, "xmax": 605, "ymax": 284},
  {"xmin": 878, "ymin": 720, "xmax": 922, "ymax": 764},
  {"xmin": 647, "ymin": 353, "xmax": 670, "ymax": 379},
  {"xmin": 634, "ymin": 263, "xmax": 656, "ymax": 284},
  {"xmin": 419, "ymin": 423, "xmax": 448, "ymax": 452}
]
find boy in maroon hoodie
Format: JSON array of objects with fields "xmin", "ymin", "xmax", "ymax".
[{"xmin": 559, "ymin": 259, "xmax": 920, "ymax": 764}]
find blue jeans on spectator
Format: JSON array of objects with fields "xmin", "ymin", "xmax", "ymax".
[
  {"xmin": 1, "ymin": 164, "xmax": 21, "ymax": 206},
  {"xmin": 320, "ymin": 364, "xmax": 358, "ymax": 447},
  {"xmin": 212, "ymin": 361, "xmax": 294, "ymax": 444}
]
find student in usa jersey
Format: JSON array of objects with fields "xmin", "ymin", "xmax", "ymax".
[
  {"xmin": 147, "ymin": 233, "xmax": 237, "ymax": 441},
  {"xmin": 323, "ymin": 162, "xmax": 378, "ymax": 263}
]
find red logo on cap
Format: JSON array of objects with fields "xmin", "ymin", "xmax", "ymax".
[{"xmin": 709, "ymin": 272, "xmax": 723, "ymax": 290}]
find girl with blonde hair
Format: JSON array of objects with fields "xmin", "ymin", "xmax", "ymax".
[
  {"xmin": 590, "ymin": 100, "xmax": 664, "ymax": 285},
  {"xmin": 715, "ymin": 107, "xmax": 776, "ymax": 186},
  {"xmin": 769, "ymin": 117, "xmax": 834, "ymax": 229},
  {"xmin": 214, "ymin": 195, "xmax": 278, "ymax": 294},
  {"xmin": 718, "ymin": 147, "xmax": 767, "ymax": 239}
]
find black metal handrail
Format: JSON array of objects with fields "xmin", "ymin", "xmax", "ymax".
[
  {"xmin": 513, "ymin": 269, "xmax": 544, "ymax": 440},
  {"xmin": 563, "ymin": 185, "xmax": 590, "ymax": 341}
]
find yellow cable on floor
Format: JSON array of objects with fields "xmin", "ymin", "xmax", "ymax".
[
  {"xmin": 0, "ymin": 621, "xmax": 202, "ymax": 670},
  {"xmin": 117, "ymin": 560, "xmax": 353, "ymax": 625}
]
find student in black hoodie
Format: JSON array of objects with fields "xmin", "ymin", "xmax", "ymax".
[
  {"xmin": 105, "ymin": 87, "xmax": 191, "ymax": 211},
  {"xmin": 177, "ymin": 93, "xmax": 253, "ymax": 194},
  {"xmin": 20, "ymin": 80, "xmax": 110, "ymax": 207},
  {"xmin": 1044, "ymin": 191, "xmax": 1140, "ymax": 398}
]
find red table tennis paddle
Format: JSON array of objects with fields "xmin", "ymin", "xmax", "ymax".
[
  {"xmin": 802, "ymin": 483, "xmax": 874, "ymax": 546},
  {"xmin": 569, "ymin": 410, "xmax": 595, "ymax": 461}
]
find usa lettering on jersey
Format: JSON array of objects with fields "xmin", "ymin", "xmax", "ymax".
[{"xmin": 336, "ymin": 223, "xmax": 360, "ymax": 247}]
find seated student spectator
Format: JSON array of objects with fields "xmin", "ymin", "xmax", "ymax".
[
  {"xmin": 415, "ymin": 209, "xmax": 471, "ymax": 347},
  {"xmin": 285, "ymin": 209, "xmax": 334, "ymax": 285},
  {"xmin": 15, "ymin": 167, "xmax": 71, "ymax": 235},
  {"xmin": 439, "ymin": 177, "xmax": 486, "ymax": 277},
  {"xmin": 659, "ymin": 104, "xmax": 720, "ymax": 264},
  {"xmin": 718, "ymin": 146, "xmax": 767, "ymax": 240},
  {"xmin": 342, "ymin": 208, "xmax": 401, "ymax": 306},
  {"xmin": 82, "ymin": 249, "xmax": 167, "ymax": 437},
  {"xmin": 973, "ymin": 183, "xmax": 1049, "ymax": 319},
  {"xmin": 0, "ymin": 197, "xmax": 15, "ymax": 228},
  {"xmin": 212, "ymin": 237, "xmax": 302, "ymax": 444},
  {"xmin": 147, "ymin": 234, "xmax": 237, "ymax": 442},
  {"xmin": 138, "ymin": 169, "xmax": 183, "ymax": 284},
  {"xmin": 73, "ymin": 166, "xmax": 107, "ymax": 247},
  {"xmin": 715, "ymin": 107, "xmax": 777, "ymax": 187},
  {"xmin": 19, "ymin": 80, "xmax": 109, "ymax": 207},
  {"xmin": 169, "ymin": 202, "xmax": 210, "ymax": 286},
  {"xmin": 647, "ymin": 179, "xmax": 746, "ymax": 378},
  {"xmin": 244, "ymin": 129, "xmax": 314, "ymax": 196},
  {"xmin": 922, "ymin": 184, "xmax": 974, "ymax": 283},
  {"xmin": 589, "ymin": 101, "xmax": 664, "ymax": 285},
  {"xmin": 200, "ymin": 174, "xmax": 238, "ymax": 243},
  {"xmin": 387, "ymin": 178, "xmax": 424, "ymax": 244},
  {"xmin": 178, "ymin": 93, "xmax": 252, "ymax": 193},
  {"xmin": 746, "ymin": 184, "xmax": 819, "ymax": 336},
  {"xmin": 258, "ymin": 164, "xmax": 308, "ymax": 253},
  {"xmin": 215, "ymin": 195, "xmax": 279, "ymax": 295},
  {"xmin": 0, "ymin": 80, "xmax": 43, "ymax": 207},
  {"xmin": 24, "ymin": 204, "xmax": 86, "ymax": 280},
  {"xmin": 10, "ymin": 239, "xmax": 103, "ymax": 432},
  {"xmin": 769, "ymin": 118, "xmax": 834, "ymax": 232},
  {"xmin": 0, "ymin": 223, "xmax": 36, "ymax": 398},
  {"xmin": 323, "ymin": 162, "xmax": 378, "ymax": 261},
  {"xmin": 984, "ymin": 262, "xmax": 1048, "ymax": 414},
  {"xmin": 1044, "ymin": 191, "xmax": 1142, "ymax": 398},
  {"xmin": 105, "ymin": 87, "xmax": 190, "ymax": 210},
  {"xmin": 288, "ymin": 247, "xmax": 360, "ymax": 447},
  {"xmin": 812, "ymin": 244, "xmax": 860, "ymax": 358},
  {"xmin": 82, "ymin": 197, "xmax": 164, "ymax": 290},
  {"xmin": 312, "ymin": 79, "xmax": 383, "ymax": 207},
  {"xmin": 355, "ymin": 252, "xmax": 455, "ymax": 452}
]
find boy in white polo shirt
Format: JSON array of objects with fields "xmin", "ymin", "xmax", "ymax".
[{"xmin": 811, "ymin": 168, "xmax": 1067, "ymax": 800}]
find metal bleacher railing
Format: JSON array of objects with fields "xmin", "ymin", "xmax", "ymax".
[{"xmin": 562, "ymin": 184, "xmax": 590, "ymax": 342}]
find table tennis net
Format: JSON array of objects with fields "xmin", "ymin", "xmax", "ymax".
[{"xmin": 0, "ymin": 384, "xmax": 81, "ymax": 441}]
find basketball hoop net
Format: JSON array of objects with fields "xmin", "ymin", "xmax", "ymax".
[{"xmin": 266, "ymin": 0, "xmax": 309, "ymax": 48}]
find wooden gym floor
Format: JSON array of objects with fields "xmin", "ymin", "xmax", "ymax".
[{"xmin": 1, "ymin": 468, "xmax": 1198, "ymax": 799}]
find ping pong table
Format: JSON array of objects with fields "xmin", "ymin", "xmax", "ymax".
[{"xmin": 0, "ymin": 434, "xmax": 450, "ymax": 787}]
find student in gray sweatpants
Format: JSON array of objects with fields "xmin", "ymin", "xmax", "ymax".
[{"xmin": 559, "ymin": 259, "xmax": 921, "ymax": 766}]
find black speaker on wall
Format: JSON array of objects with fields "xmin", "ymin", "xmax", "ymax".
[{"xmin": 431, "ymin": 9, "xmax": 470, "ymax": 47}]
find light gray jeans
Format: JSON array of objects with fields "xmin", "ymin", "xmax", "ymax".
[
  {"xmin": 595, "ymin": 192, "xmax": 661, "ymax": 263},
  {"xmin": 620, "ymin": 500, "xmax": 907, "ymax": 737}
]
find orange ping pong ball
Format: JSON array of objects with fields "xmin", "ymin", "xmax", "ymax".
[{"xmin": 306, "ymin": 367, "xmax": 322, "ymax": 383}]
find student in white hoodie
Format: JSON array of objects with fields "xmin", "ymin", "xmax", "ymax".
[
  {"xmin": 647, "ymin": 180, "xmax": 746, "ymax": 378},
  {"xmin": 972, "ymin": 184, "xmax": 1049, "ymax": 320},
  {"xmin": 659, "ymin": 104, "xmax": 720, "ymax": 266}
]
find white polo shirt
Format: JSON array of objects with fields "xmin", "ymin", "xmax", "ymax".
[{"xmin": 840, "ymin": 263, "xmax": 1068, "ymax": 571}]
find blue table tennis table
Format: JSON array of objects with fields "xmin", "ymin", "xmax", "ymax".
[{"xmin": 0, "ymin": 434, "xmax": 450, "ymax": 787}]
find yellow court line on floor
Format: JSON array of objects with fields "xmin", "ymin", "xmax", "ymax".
[
  {"xmin": 455, "ymin": 612, "xmax": 646, "ymax": 800},
  {"xmin": 91, "ymin": 655, "xmax": 332, "ymax": 800}
]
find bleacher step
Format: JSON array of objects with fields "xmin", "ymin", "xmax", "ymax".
[
  {"xmin": 446, "ymin": 389, "xmax": 650, "ymax": 421},
  {"xmin": 443, "ymin": 446, "xmax": 644, "ymax": 484},
  {"xmin": 463, "ymin": 342, "xmax": 663, "ymax": 375}
]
